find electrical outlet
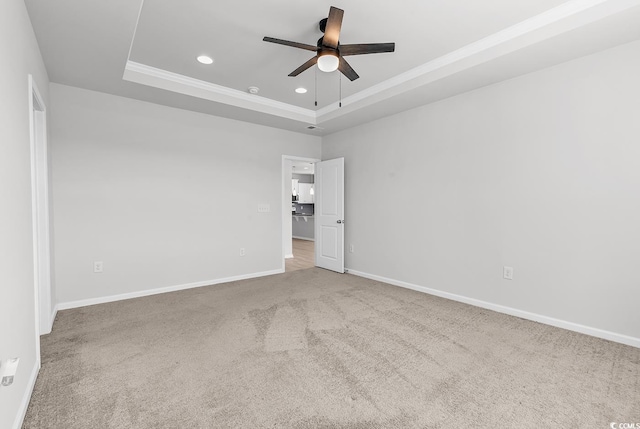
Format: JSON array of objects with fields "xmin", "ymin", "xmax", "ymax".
[
  {"xmin": 239, "ymin": 248, "xmax": 246, "ymax": 257},
  {"xmin": 349, "ymin": 244, "xmax": 354, "ymax": 253},
  {"xmin": 503, "ymin": 266, "xmax": 514, "ymax": 280},
  {"xmin": 93, "ymin": 261, "xmax": 103, "ymax": 273}
]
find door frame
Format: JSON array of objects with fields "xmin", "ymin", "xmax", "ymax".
[
  {"xmin": 281, "ymin": 155, "xmax": 320, "ymax": 271},
  {"xmin": 29, "ymin": 74, "xmax": 54, "ymax": 339}
]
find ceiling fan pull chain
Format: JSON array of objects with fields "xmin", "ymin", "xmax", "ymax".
[
  {"xmin": 339, "ymin": 72, "xmax": 342, "ymax": 108},
  {"xmin": 315, "ymin": 67, "xmax": 318, "ymax": 107}
]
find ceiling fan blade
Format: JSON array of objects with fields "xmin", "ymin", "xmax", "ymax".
[
  {"xmin": 263, "ymin": 37, "xmax": 318, "ymax": 52},
  {"xmin": 338, "ymin": 56, "xmax": 359, "ymax": 81},
  {"xmin": 340, "ymin": 43, "xmax": 395, "ymax": 56},
  {"xmin": 289, "ymin": 56, "xmax": 318, "ymax": 77},
  {"xmin": 322, "ymin": 6, "xmax": 344, "ymax": 49}
]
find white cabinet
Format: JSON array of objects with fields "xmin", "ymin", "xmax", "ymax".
[
  {"xmin": 292, "ymin": 179, "xmax": 314, "ymax": 203},
  {"xmin": 298, "ymin": 183, "xmax": 314, "ymax": 203}
]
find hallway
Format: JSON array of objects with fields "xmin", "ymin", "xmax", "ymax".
[{"xmin": 285, "ymin": 239, "xmax": 314, "ymax": 272}]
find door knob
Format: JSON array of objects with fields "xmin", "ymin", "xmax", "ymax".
[{"xmin": 337, "ymin": 220, "xmax": 345, "ymax": 224}]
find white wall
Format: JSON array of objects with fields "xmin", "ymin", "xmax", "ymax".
[
  {"xmin": 323, "ymin": 40, "xmax": 640, "ymax": 342},
  {"xmin": 51, "ymin": 84, "xmax": 321, "ymax": 305},
  {"xmin": 0, "ymin": 1, "xmax": 50, "ymax": 428}
]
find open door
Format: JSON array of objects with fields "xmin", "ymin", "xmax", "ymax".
[{"xmin": 314, "ymin": 158, "xmax": 344, "ymax": 273}]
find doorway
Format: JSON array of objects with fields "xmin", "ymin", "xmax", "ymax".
[
  {"xmin": 282, "ymin": 155, "xmax": 319, "ymax": 272},
  {"xmin": 29, "ymin": 75, "xmax": 54, "ymax": 336}
]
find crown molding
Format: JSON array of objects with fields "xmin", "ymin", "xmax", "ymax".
[{"xmin": 123, "ymin": 61, "xmax": 316, "ymax": 123}]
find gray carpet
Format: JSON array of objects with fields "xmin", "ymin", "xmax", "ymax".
[{"xmin": 24, "ymin": 268, "xmax": 640, "ymax": 428}]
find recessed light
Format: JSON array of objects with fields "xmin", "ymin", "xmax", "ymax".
[
  {"xmin": 248, "ymin": 86, "xmax": 259, "ymax": 95},
  {"xmin": 197, "ymin": 55, "xmax": 213, "ymax": 65},
  {"xmin": 295, "ymin": 87, "xmax": 307, "ymax": 94}
]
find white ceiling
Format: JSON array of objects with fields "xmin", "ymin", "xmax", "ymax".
[{"xmin": 25, "ymin": 0, "xmax": 640, "ymax": 135}]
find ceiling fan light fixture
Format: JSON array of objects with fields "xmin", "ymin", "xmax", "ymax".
[{"xmin": 317, "ymin": 52, "xmax": 339, "ymax": 73}]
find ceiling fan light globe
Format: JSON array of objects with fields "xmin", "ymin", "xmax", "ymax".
[{"xmin": 317, "ymin": 53, "xmax": 339, "ymax": 72}]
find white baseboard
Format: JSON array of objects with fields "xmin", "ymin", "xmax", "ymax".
[
  {"xmin": 292, "ymin": 236, "xmax": 315, "ymax": 241},
  {"xmin": 346, "ymin": 268, "xmax": 640, "ymax": 349},
  {"xmin": 285, "ymin": 254, "xmax": 294, "ymax": 259},
  {"xmin": 57, "ymin": 269, "xmax": 284, "ymax": 311},
  {"xmin": 12, "ymin": 358, "xmax": 40, "ymax": 429}
]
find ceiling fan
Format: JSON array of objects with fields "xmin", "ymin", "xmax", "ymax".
[{"xmin": 263, "ymin": 6, "xmax": 395, "ymax": 81}]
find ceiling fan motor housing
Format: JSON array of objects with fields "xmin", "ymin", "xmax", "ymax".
[
  {"xmin": 317, "ymin": 37, "xmax": 339, "ymax": 50},
  {"xmin": 319, "ymin": 17, "xmax": 328, "ymax": 33}
]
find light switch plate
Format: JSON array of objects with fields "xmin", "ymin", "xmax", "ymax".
[{"xmin": 503, "ymin": 266, "xmax": 514, "ymax": 280}]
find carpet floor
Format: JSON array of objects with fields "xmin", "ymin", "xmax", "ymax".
[{"xmin": 24, "ymin": 268, "xmax": 640, "ymax": 428}]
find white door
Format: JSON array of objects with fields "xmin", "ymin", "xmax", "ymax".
[{"xmin": 314, "ymin": 158, "xmax": 344, "ymax": 273}]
